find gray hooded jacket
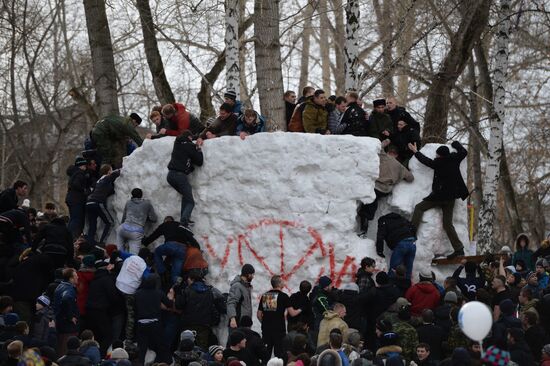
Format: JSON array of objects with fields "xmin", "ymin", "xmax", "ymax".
[
  {"xmin": 121, "ymin": 198, "xmax": 157, "ymax": 228},
  {"xmin": 227, "ymin": 275, "xmax": 253, "ymax": 322}
]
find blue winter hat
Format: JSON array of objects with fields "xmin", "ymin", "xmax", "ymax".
[{"xmin": 4, "ymin": 312, "xmax": 19, "ymax": 326}]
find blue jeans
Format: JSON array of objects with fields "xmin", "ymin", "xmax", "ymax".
[
  {"xmin": 389, "ymin": 238, "xmax": 416, "ymax": 279},
  {"xmin": 167, "ymin": 170, "xmax": 194, "ymax": 224},
  {"xmin": 86, "ymin": 202, "xmax": 114, "ymax": 244},
  {"xmin": 154, "ymin": 242, "xmax": 186, "ymax": 284},
  {"xmin": 67, "ymin": 202, "xmax": 86, "ymax": 239}
]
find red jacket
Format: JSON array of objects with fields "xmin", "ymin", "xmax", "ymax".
[
  {"xmin": 405, "ymin": 282, "xmax": 441, "ymax": 316},
  {"xmin": 77, "ymin": 270, "xmax": 95, "ymax": 315},
  {"xmin": 165, "ymin": 103, "xmax": 190, "ymax": 136}
]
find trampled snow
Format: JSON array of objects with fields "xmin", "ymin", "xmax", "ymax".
[{"xmin": 111, "ymin": 133, "xmax": 468, "ymax": 312}]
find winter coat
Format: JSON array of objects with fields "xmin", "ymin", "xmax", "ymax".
[
  {"xmin": 121, "ymin": 197, "xmax": 157, "ymax": 228},
  {"xmin": 302, "ymin": 98, "xmax": 329, "ymax": 133},
  {"xmin": 414, "ymin": 141, "xmax": 469, "ymax": 201},
  {"xmin": 0, "ymin": 209, "xmax": 31, "ymax": 241},
  {"xmin": 167, "ymin": 136, "xmax": 204, "ymax": 174},
  {"xmin": 337, "ymin": 289, "xmax": 363, "ymax": 330},
  {"xmin": 491, "ymin": 315, "xmax": 522, "ymax": 343},
  {"xmin": 9, "ymin": 253, "xmax": 53, "ymax": 302},
  {"xmin": 134, "ymin": 275, "xmax": 173, "ymax": 320},
  {"xmin": 33, "ymin": 218, "xmax": 73, "ymax": 260},
  {"xmin": 509, "ymin": 340, "xmax": 535, "ymax": 366},
  {"xmin": 239, "ymin": 327, "xmax": 269, "ymax": 365},
  {"xmin": 91, "ymin": 115, "xmax": 143, "ymax": 147},
  {"xmin": 389, "ymin": 126, "xmax": 421, "ymax": 164},
  {"xmin": 227, "ymin": 275, "xmax": 253, "ymax": 324},
  {"xmin": 387, "ymin": 106, "xmax": 420, "ymax": 132},
  {"xmin": 143, "ymin": 220, "xmax": 200, "ymax": 247},
  {"xmin": 405, "ymin": 282, "xmax": 440, "ymax": 316},
  {"xmin": 285, "ymin": 101, "xmax": 296, "ymax": 127},
  {"xmin": 53, "ymin": 281, "xmax": 79, "ymax": 334},
  {"xmin": 288, "ymin": 102, "xmax": 307, "ymax": 132},
  {"xmin": 165, "ymin": 103, "xmax": 192, "ymax": 136},
  {"xmin": 434, "ymin": 304, "xmax": 453, "ymax": 334},
  {"xmin": 362, "ymin": 284, "xmax": 401, "ymax": 324},
  {"xmin": 416, "ymin": 323, "xmax": 445, "ymax": 361},
  {"xmin": 367, "ymin": 111, "xmax": 393, "ymax": 140},
  {"xmin": 79, "ymin": 340, "xmax": 101, "ymax": 365},
  {"xmin": 176, "ymin": 280, "xmax": 225, "ymax": 327},
  {"xmin": 115, "ymin": 254, "xmax": 147, "ymax": 295},
  {"xmin": 376, "ymin": 213, "xmax": 416, "ymax": 253},
  {"xmin": 533, "ymin": 240, "xmax": 550, "ymax": 263},
  {"xmin": 65, "ymin": 166, "xmax": 89, "ymax": 206},
  {"xmin": 376, "ymin": 153, "xmax": 414, "ymax": 194},
  {"xmin": 356, "ymin": 268, "xmax": 375, "ymax": 294},
  {"xmin": 198, "ymin": 113, "xmax": 238, "ymax": 139},
  {"xmin": 87, "ymin": 170, "xmax": 120, "ymax": 204},
  {"xmin": 317, "ymin": 311, "xmax": 349, "ymax": 346},
  {"xmin": 311, "ymin": 287, "xmax": 338, "ymax": 330},
  {"xmin": 57, "ymin": 350, "xmax": 93, "ymax": 366},
  {"xmin": 236, "ymin": 112, "xmax": 266, "ymax": 136},
  {"xmin": 542, "ymin": 355, "xmax": 550, "ymax": 366},
  {"xmin": 452, "ymin": 265, "xmax": 485, "ymax": 301},
  {"xmin": 174, "ymin": 350, "xmax": 207, "ymax": 366},
  {"xmin": 513, "ymin": 234, "xmax": 534, "ymax": 270},
  {"xmin": 287, "ymin": 291, "xmax": 314, "ymax": 329},
  {"xmin": 374, "ymin": 346, "xmax": 405, "ymax": 366},
  {"xmin": 340, "ymin": 102, "xmax": 368, "ymax": 136},
  {"xmin": 0, "ymin": 188, "xmax": 18, "ymax": 213},
  {"xmin": 328, "ymin": 109, "xmax": 345, "ymax": 134},
  {"xmin": 393, "ymin": 321, "xmax": 419, "ymax": 362},
  {"xmin": 525, "ymin": 324, "xmax": 548, "ymax": 362},
  {"xmin": 76, "ymin": 269, "xmax": 95, "ymax": 315},
  {"xmin": 86, "ymin": 269, "xmax": 124, "ymax": 316}
]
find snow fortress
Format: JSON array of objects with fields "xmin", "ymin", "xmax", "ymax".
[{"xmin": 112, "ymin": 132, "xmax": 468, "ymax": 297}]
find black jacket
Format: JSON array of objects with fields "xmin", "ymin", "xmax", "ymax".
[
  {"xmin": 0, "ymin": 188, "xmax": 18, "ymax": 213},
  {"xmin": 65, "ymin": 166, "xmax": 89, "ymax": 206},
  {"xmin": 361, "ymin": 284, "xmax": 400, "ymax": 322},
  {"xmin": 142, "ymin": 221, "xmax": 200, "ymax": 247},
  {"xmin": 509, "ymin": 340, "xmax": 535, "ymax": 366},
  {"xmin": 9, "ymin": 253, "xmax": 53, "ymax": 302},
  {"xmin": 452, "ymin": 265, "xmax": 485, "ymax": 301},
  {"xmin": 390, "ymin": 126, "xmax": 421, "ymax": 163},
  {"xmin": 86, "ymin": 269, "xmax": 124, "ymax": 314},
  {"xmin": 134, "ymin": 275, "xmax": 173, "ymax": 320},
  {"xmin": 168, "ymin": 137, "xmax": 203, "ymax": 174},
  {"xmin": 87, "ymin": 170, "xmax": 120, "ymax": 203},
  {"xmin": 525, "ymin": 324, "xmax": 548, "ymax": 362},
  {"xmin": 57, "ymin": 350, "xmax": 93, "ymax": 366},
  {"xmin": 387, "ymin": 106, "xmax": 420, "ymax": 132},
  {"xmin": 0, "ymin": 209, "xmax": 31, "ymax": 241},
  {"xmin": 176, "ymin": 280, "xmax": 225, "ymax": 327},
  {"xmin": 33, "ymin": 218, "xmax": 73, "ymax": 259},
  {"xmin": 341, "ymin": 102, "xmax": 368, "ymax": 136},
  {"xmin": 285, "ymin": 101, "xmax": 296, "ymax": 127},
  {"xmin": 238, "ymin": 327, "xmax": 268, "ymax": 366},
  {"xmin": 376, "ymin": 213, "xmax": 416, "ymax": 253},
  {"xmin": 416, "ymin": 323, "xmax": 445, "ymax": 360},
  {"xmin": 287, "ymin": 291, "xmax": 314, "ymax": 329},
  {"xmin": 434, "ymin": 304, "xmax": 453, "ymax": 334},
  {"xmin": 337, "ymin": 289, "xmax": 363, "ymax": 330},
  {"xmin": 414, "ymin": 141, "xmax": 468, "ymax": 201}
]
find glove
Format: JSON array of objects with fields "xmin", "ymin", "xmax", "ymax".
[{"xmin": 377, "ymin": 251, "xmax": 385, "ymax": 258}]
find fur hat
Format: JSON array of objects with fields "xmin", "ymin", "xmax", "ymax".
[
  {"xmin": 436, "ymin": 145, "xmax": 450, "ymax": 157},
  {"xmin": 372, "ymin": 99, "xmax": 386, "ymax": 107}
]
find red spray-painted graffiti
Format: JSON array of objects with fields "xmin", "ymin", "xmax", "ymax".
[{"xmin": 203, "ymin": 218, "xmax": 358, "ymax": 289}]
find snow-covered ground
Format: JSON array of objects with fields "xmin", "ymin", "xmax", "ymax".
[{"xmin": 111, "ymin": 132, "xmax": 468, "ymax": 301}]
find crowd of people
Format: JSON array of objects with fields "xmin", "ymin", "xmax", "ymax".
[{"xmin": 0, "ymin": 88, "xmax": 549, "ymax": 366}]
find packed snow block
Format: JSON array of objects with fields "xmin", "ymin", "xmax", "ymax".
[{"xmin": 112, "ymin": 133, "xmax": 382, "ymax": 297}]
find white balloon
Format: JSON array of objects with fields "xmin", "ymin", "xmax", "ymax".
[{"xmin": 458, "ymin": 301, "xmax": 493, "ymax": 341}]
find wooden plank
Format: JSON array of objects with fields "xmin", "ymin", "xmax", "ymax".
[{"xmin": 431, "ymin": 253, "xmax": 506, "ymax": 265}]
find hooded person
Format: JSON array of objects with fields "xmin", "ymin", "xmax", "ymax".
[
  {"xmin": 404, "ymin": 271, "xmax": 440, "ymax": 316},
  {"xmin": 512, "ymin": 233, "xmax": 534, "ymax": 271},
  {"xmin": 451, "ymin": 260, "xmax": 485, "ymax": 301}
]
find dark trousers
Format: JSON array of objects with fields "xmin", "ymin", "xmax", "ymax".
[
  {"xmin": 358, "ymin": 190, "xmax": 389, "ymax": 231},
  {"xmin": 136, "ymin": 321, "xmax": 170, "ymax": 364},
  {"xmin": 411, "ymin": 199, "xmax": 463, "ymax": 251},
  {"xmin": 87, "ymin": 308, "xmax": 113, "ymax": 357},
  {"xmin": 86, "ymin": 202, "xmax": 114, "ymax": 244},
  {"xmin": 263, "ymin": 331, "xmax": 285, "ymax": 359},
  {"xmin": 167, "ymin": 170, "xmax": 194, "ymax": 224},
  {"xmin": 67, "ymin": 202, "xmax": 86, "ymax": 239},
  {"xmin": 186, "ymin": 324, "xmax": 211, "ymax": 350},
  {"xmin": 154, "ymin": 241, "xmax": 186, "ymax": 285}
]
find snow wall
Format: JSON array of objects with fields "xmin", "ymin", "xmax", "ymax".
[{"xmin": 111, "ymin": 132, "xmax": 468, "ymax": 299}]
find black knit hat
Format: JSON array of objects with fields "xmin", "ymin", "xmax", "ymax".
[
  {"xmin": 224, "ymin": 90, "xmax": 237, "ymax": 101},
  {"xmin": 229, "ymin": 330, "xmax": 246, "ymax": 346},
  {"xmin": 436, "ymin": 145, "xmax": 450, "ymax": 157},
  {"xmin": 75, "ymin": 156, "xmax": 88, "ymax": 167},
  {"xmin": 241, "ymin": 264, "xmax": 255, "ymax": 276},
  {"xmin": 129, "ymin": 112, "xmax": 142, "ymax": 124}
]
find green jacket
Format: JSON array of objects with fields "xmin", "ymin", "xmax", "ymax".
[
  {"xmin": 93, "ymin": 115, "xmax": 143, "ymax": 146},
  {"xmin": 367, "ymin": 111, "xmax": 393, "ymax": 139},
  {"xmin": 302, "ymin": 98, "xmax": 328, "ymax": 133},
  {"xmin": 393, "ymin": 320, "xmax": 418, "ymax": 362}
]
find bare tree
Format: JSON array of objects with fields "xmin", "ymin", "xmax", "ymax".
[
  {"xmin": 422, "ymin": 0, "xmax": 490, "ymax": 143},
  {"xmin": 344, "ymin": 0, "xmax": 360, "ymax": 91},
  {"xmin": 225, "ymin": 0, "xmax": 240, "ymax": 98},
  {"xmin": 299, "ymin": 1, "xmax": 315, "ymax": 93},
  {"xmin": 254, "ymin": 0, "xmax": 285, "ymax": 130},
  {"xmin": 136, "ymin": 0, "xmax": 175, "ymax": 105}
]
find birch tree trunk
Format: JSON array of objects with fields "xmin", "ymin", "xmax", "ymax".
[
  {"xmin": 422, "ymin": 0, "xmax": 490, "ymax": 143},
  {"xmin": 319, "ymin": 0, "xmax": 331, "ymax": 94},
  {"xmin": 344, "ymin": 0, "xmax": 359, "ymax": 92},
  {"xmin": 82, "ymin": 0, "xmax": 119, "ymax": 117},
  {"xmin": 478, "ymin": 0, "xmax": 511, "ymax": 253},
  {"xmin": 225, "ymin": 0, "xmax": 240, "ymax": 97},
  {"xmin": 254, "ymin": 0, "xmax": 285, "ymax": 130},
  {"xmin": 299, "ymin": 1, "xmax": 315, "ymax": 93},
  {"xmin": 136, "ymin": 0, "xmax": 175, "ymax": 105},
  {"xmin": 332, "ymin": 0, "xmax": 346, "ymax": 95}
]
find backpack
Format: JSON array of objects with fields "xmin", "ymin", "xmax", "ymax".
[{"xmin": 288, "ymin": 102, "xmax": 306, "ymax": 132}]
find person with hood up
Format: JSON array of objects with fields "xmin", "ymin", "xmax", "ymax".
[
  {"xmin": 512, "ymin": 233, "xmax": 534, "ymax": 271},
  {"xmin": 317, "ymin": 303, "xmax": 349, "ymax": 346},
  {"xmin": 115, "ymin": 188, "xmax": 157, "ymax": 254},
  {"xmin": 404, "ymin": 271, "xmax": 440, "ymax": 316},
  {"xmin": 134, "ymin": 273, "xmax": 174, "ymax": 364},
  {"xmin": 409, "ymin": 141, "xmax": 468, "ymax": 259},
  {"xmin": 65, "ymin": 158, "xmax": 89, "ymax": 239},
  {"xmin": 227, "ymin": 264, "xmax": 255, "ymax": 329},
  {"xmin": 236, "ymin": 109, "xmax": 266, "ymax": 139},
  {"xmin": 78, "ymin": 329, "xmax": 100, "ymax": 365},
  {"xmin": 451, "ymin": 259, "xmax": 485, "ymax": 301},
  {"xmin": 491, "ymin": 298, "xmax": 522, "ymax": 343}
]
